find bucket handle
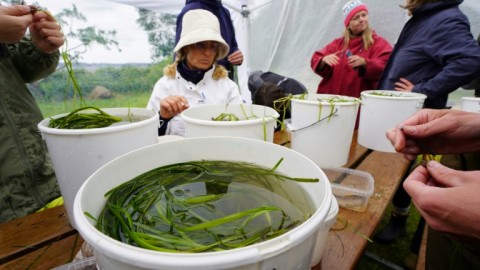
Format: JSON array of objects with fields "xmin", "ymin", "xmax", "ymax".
[{"xmin": 289, "ymin": 108, "xmax": 338, "ymax": 133}]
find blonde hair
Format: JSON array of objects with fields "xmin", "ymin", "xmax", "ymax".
[
  {"xmin": 343, "ymin": 25, "xmax": 374, "ymax": 50},
  {"xmin": 164, "ymin": 48, "xmax": 228, "ymax": 80},
  {"xmin": 401, "ymin": 0, "xmax": 439, "ymax": 13}
]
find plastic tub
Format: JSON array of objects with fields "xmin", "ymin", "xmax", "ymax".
[
  {"xmin": 322, "ymin": 167, "xmax": 374, "ymax": 213},
  {"xmin": 289, "ymin": 94, "xmax": 360, "ymax": 168},
  {"xmin": 358, "ymin": 90, "xmax": 426, "ymax": 152},
  {"xmin": 73, "ymin": 137, "xmax": 333, "ymax": 270},
  {"xmin": 461, "ymin": 97, "xmax": 480, "ymax": 113},
  {"xmin": 38, "ymin": 107, "xmax": 159, "ymax": 228},
  {"xmin": 181, "ymin": 104, "xmax": 279, "ymax": 142}
]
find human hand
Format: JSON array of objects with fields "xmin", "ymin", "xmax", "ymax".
[
  {"xmin": 386, "ymin": 109, "xmax": 480, "ymax": 160},
  {"xmin": 404, "ymin": 161, "xmax": 480, "ymax": 243},
  {"xmin": 30, "ymin": 10, "xmax": 64, "ymax": 54},
  {"xmin": 227, "ymin": 50, "xmax": 243, "ymax": 65},
  {"xmin": 0, "ymin": 5, "xmax": 33, "ymax": 43},
  {"xmin": 322, "ymin": 53, "xmax": 340, "ymax": 67},
  {"xmin": 347, "ymin": 55, "xmax": 365, "ymax": 69},
  {"xmin": 394, "ymin": 78, "xmax": 414, "ymax": 92},
  {"xmin": 159, "ymin": 95, "xmax": 190, "ymax": 119}
]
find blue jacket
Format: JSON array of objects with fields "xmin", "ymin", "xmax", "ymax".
[
  {"xmin": 176, "ymin": 0, "xmax": 239, "ymax": 72},
  {"xmin": 378, "ymin": 0, "xmax": 480, "ymax": 108}
]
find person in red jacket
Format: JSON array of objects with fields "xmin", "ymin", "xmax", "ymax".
[{"xmin": 311, "ymin": 0, "xmax": 392, "ymax": 98}]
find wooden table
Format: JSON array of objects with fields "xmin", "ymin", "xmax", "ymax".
[{"xmin": 0, "ymin": 131, "xmax": 410, "ymax": 270}]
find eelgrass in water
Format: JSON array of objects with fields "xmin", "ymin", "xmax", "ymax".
[
  {"xmin": 91, "ymin": 159, "xmax": 319, "ymax": 253},
  {"xmin": 48, "ymin": 106, "xmax": 122, "ymax": 129},
  {"xmin": 211, "ymin": 104, "xmax": 272, "ymax": 141},
  {"xmin": 211, "ymin": 104, "xmax": 258, "ymax": 121},
  {"xmin": 366, "ymin": 91, "xmax": 401, "ymax": 97}
]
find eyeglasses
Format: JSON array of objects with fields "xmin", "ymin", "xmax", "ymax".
[{"xmin": 191, "ymin": 42, "xmax": 220, "ymax": 53}]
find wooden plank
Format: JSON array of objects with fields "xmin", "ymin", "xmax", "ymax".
[
  {"xmin": 0, "ymin": 206, "xmax": 76, "ymax": 264},
  {"xmin": 344, "ymin": 137, "xmax": 369, "ymax": 168},
  {"xmin": 0, "ymin": 234, "xmax": 84, "ymax": 270},
  {"xmin": 318, "ymin": 150, "xmax": 410, "ymax": 270},
  {"xmin": 273, "ymin": 129, "xmax": 290, "ymax": 145},
  {"xmin": 416, "ymin": 225, "xmax": 428, "ymax": 270}
]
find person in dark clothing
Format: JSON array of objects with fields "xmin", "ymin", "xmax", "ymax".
[
  {"xmin": 0, "ymin": 4, "xmax": 64, "ymax": 223},
  {"xmin": 374, "ymin": 0, "xmax": 480, "ymax": 265},
  {"xmin": 176, "ymin": 0, "xmax": 243, "ymax": 80},
  {"xmin": 377, "ymin": 0, "xmax": 480, "ymax": 109},
  {"xmin": 461, "ymin": 33, "xmax": 480, "ymax": 97}
]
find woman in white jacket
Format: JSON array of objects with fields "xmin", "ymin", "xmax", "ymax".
[{"xmin": 147, "ymin": 9, "xmax": 243, "ymax": 136}]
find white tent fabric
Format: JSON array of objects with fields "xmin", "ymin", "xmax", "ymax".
[{"xmin": 107, "ymin": 0, "xmax": 480, "ymax": 102}]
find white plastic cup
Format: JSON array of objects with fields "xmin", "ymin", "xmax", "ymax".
[
  {"xmin": 460, "ymin": 97, "xmax": 480, "ymax": 113},
  {"xmin": 73, "ymin": 137, "xmax": 333, "ymax": 270},
  {"xmin": 289, "ymin": 94, "xmax": 360, "ymax": 168},
  {"xmin": 38, "ymin": 108, "xmax": 159, "ymax": 228},
  {"xmin": 358, "ymin": 90, "xmax": 427, "ymax": 152},
  {"xmin": 181, "ymin": 104, "xmax": 279, "ymax": 142}
]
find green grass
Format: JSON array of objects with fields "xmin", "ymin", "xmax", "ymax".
[
  {"xmin": 356, "ymin": 205, "xmax": 422, "ymax": 270},
  {"xmin": 36, "ymin": 92, "xmax": 151, "ymax": 118}
]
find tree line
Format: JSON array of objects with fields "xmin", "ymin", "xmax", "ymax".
[{"xmin": 30, "ymin": 58, "xmax": 171, "ymax": 101}]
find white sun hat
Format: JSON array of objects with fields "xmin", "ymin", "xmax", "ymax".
[{"xmin": 174, "ymin": 9, "xmax": 230, "ymax": 60}]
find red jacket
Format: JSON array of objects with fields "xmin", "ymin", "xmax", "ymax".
[{"xmin": 311, "ymin": 32, "xmax": 392, "ymax": 98}]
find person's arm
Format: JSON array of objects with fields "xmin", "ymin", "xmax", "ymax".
[
  {"xmin": 147, "ymin": 81, "xmax": 189, "ymax": 136},
  {"xmin": 412, "ymin": 16, "xmax": 480, "ymax": 98},
  {"xmin": 1, "ymin": 6, "xmax": 63, "ymax": 83},
  {"xmin": 9, "ymin": 36, "xmax": 60, "ymax": 83},
  {"xmin": 29, "ymin": 10, "xmax": 64, "ymax": 54},
  {"xmin": 227, "ymin": 49, "xmax": 243, "ymax": 66},
  {"xmin": 311, "ymin": 39, "xmax": 341, "ymax": 77},
  {"xmin": 0, "ymin": 5, "xmax": 32, "ymax": 43},
  {"xmin": 386, "ymin": 109, "xmax": 480, "ymax": 160},
  {"xmin": 403, "ymin": 161, "xmax": 480, "ymax": 244},
  {"xmin": 362, "ymin": 37, "xmax": 392, "ymax": 80}
]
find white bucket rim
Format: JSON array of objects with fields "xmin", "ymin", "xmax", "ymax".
[
  {"xmin": 361, "ymin": 90, "xmax": 427, "ymax": 100},
  {"xmin": 461, "ymin": 96, "xmax": 480, "ymax": 101},
  {"xmin": 181, "ymin": 104, "xmax": 280, "ymax": 127},
  {"xmin": 73, "ymin": 137, "xmax": 331, "ymax": 269},
  {"xmin": 38, "ymin": 107, "xmax": 158, "ymax": 135},
  {"xmin": 291, "ymin": 94, "xmax": 360, "ymax": 106}
]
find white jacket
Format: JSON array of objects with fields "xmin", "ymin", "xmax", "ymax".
[{"xmin": 147, "ymin": 65, "xmax": 243, "ymax": 136}]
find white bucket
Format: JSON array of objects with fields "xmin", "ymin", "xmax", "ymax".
[
  {"xmin": 38, "ymin": 108, "xmax": 159, "ymax": 228},
  {"xmin": 460, "ymin": 97, "xmax": 480, "ymax": 113},
  {"xmin": 289, "ymin": 94, "xmax": 360, "ymax": 168},
  {"xmin": 181, "ymin": 104, "xmax": 279, "ymax": 142},
  {"xmin": 73, "ymin": 137, "xmax": 333, "ymax": 270},
  {"xmin": 311, "ymin": 196, "xmax": 338, "ymax": 267},
  {"xmin": 358, "ymin": 90, "xmax": 427, "ymax": 152}
]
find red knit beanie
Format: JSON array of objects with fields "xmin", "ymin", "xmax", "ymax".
[{"xmin": 342, "ymin": 0, "xmax": 368, "ymax": 27}]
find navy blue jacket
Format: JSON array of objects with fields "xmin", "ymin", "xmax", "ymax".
[
  {"xmin": 378, "ymin": 0, "xmax": 480, "ymax": 108},
  {"xmin": 176, "ymin": 0, "xmax": 239, "ymax": 72}
]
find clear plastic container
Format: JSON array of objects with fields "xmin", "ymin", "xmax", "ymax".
[
  {"xmin": 322, "ymin": 167, "xmax": 374, "ymax": 212},
  {"xmin": 51, "ymin": 257, "xmax": 97, "ymax": 270}
]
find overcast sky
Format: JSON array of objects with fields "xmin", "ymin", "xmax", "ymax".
[{"xmin": 35, "ymin": 0, "xmax": 153, "ymax": 64}]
